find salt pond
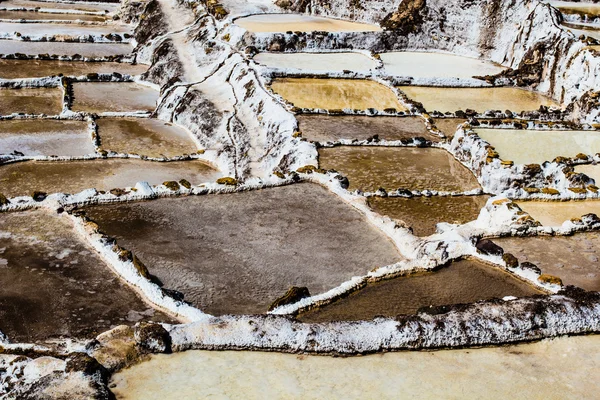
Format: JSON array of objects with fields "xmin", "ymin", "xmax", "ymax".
[
  {"xmin": 318, "ymin": 147, "xmax": 481, "ymax": 192},
  {"xmin": 474, "ymin": 128, "xmax": 600, "ymax": 164},
  {"xmin": 1, "ymin": 0, "xmax": 118, "ymax": 13},
  {"xmin": 399, "ymin": 86, "xmax": 558, "ymax": 113},
  {"xmin": 83, "ymin": 184, "xmax": 403, "ymax": 315},
  {"xmin": 517, "ymin": 200, "xmax": 600, "ymax": 226},
  {"xmin": 380, "ymin": 52, "xmax": 506, "ymax": 79},
  {"xmin": 72, "ymin": 82, "xmax": 158, "ymax": 113},
  {"xmin": 550, "ymin": 1, "xmax": 600, "ymax": 17},
  {"xmin": 0, "ymin": 159, "xmax": 219, "ymax": 197},
  {"xmin": 0, "ymin": 88, "xmax": 63, "ymax": 115},
  {"xmin": 0, "ymin": 119, "xmax": 94, "ymax": 157},
  {"xmin": 368, "ymin": 195, "xmax": 489, "ymax": 236},
  {"xmin": 433, "ymin": 118, "xmax": 467, "ymax": 138},
  {"xmin": 0, "ymin": 10, "xmax": 107, "ymax": 22},
  {"xmin": 272, "ymin": 78, "xmax": 405, "ymax": 111},
  {"xmin": 0, "ymin": 210, "xmax": 171, "ymax": 343},
  {"xmin": 0, "ymin": 59, "xmax": 146, "ymax": 79},
  {"xmin": 235, "ymin": 13, "xmax": 382, "ymax": 33},
  {"xmin": 0, "ymin": 40, "xmax": 133, "ymax": 57},
  {"xmin": 494, "ymin": 232, "xmax": 600, "ymax": 291},
  {"xmin": 97, "ymin": 118, "xmax": 198, "ymax": 158},
  {"xmin": 254, "ymin": 52, "xmax": 377, "ymax": 73},
  {"xmin": 0, "ymin": 21, "xmax": 129, "ymax": 37}
]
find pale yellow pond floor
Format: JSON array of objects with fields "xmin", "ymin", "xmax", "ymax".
[
  {"xmin": 517, "ymin": 200, "xmax": 600, "ymax": 227},
  {"xmin": 234, "ymin": 13, "xmax": 382, "ymax": 33}
]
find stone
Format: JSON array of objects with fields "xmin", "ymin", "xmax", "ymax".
[
  {"xmin": 134, "ymin": 322, "xmax": 171, "ymax": 353},
  {"xmin": 268, "ymin": 286, "xmax": 311, "ymax": 311},
  {"xmin": 476, "ymin": 239, "xmax": 504, "ymax": 256}
]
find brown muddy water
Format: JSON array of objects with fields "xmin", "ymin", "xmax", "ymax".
[
  {"xmin": 0, "ymin": 59, "xmax": 146, "ymax": 79},
  {"xmin": 368, "ymin": 195, "xmax": 490, "ymax": 236},
  {"xmin": 517, "ymin": 200, "xmax": 600, "ymax": 227},
  {"xmin": 433, "ymin": 118, "xmax": 468, "ymax": 138},
  {"xmin": 297, "ymin": 115, "xmax": 440, "ymax": 143},
  {"xmin": 318, "ymin": 147, "xmax": 481, "ymax": 192},
  {"xmin": 271, "ymin": 78, "xmax": 406, "ymax": 111},
  {"xmin": 299, "ymin": 259, "xmax": 541, "ymax": 322},
  {"xmin": 0, "ymin": 39, "xmax": 133, "ymax": 57},
  {"xmin": 234, "ymin": 13, "xmax": 382, "ymax": 33},
  {"xmin": 83, "ymin": 184, "xmax": 403, "ymax": 315},
  {"xmin": 0, "ymin": 159, "xmax": 219, "ymax": 197},
  {"xmin": 0, "ymin": 87, "xmax": 63, "ymax": 115},
  {"xmin": 0, "ymin": 10, "xmax": 107, "ymax": 21},
  {"xmin": 0, "ymin": 210, "xmax": 172, "ymax": 343},
  {"xmin": 110, "ymin": 335, "xmax": 600, "ymax": 400},
  {"xmin": 493, "ymin": 232, "xmax": 600, "ymax": 291},
  {"xmin": 71, "ymin": 82, "xmax": 158, "ymax": 113},
  {"xmin": 96, "ymin": 118, "xmax": 197, "ymax": 158},
  {"xmin": 0, "ymin": 119, "xmax": 94, "ymax": 157},
  {"xmin": 398, "ymin": 87, "xmax": 559, "ymax": 113}
]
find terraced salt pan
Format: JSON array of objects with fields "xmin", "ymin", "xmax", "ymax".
[
  {"xmin": 0, "ymin": 159, "xmax": 219, "ymax": 197},
  {"xmin": 299, "ymin": 260, "xmax": 540, "ymax": 322},
  {"xmin": 1, "ymin": 0, "xmax": 117, "ymax": 13},
  {"xmin": 253, "ymin": 52, "xmax": 377, "ymax": 73},
  {"xmin": 234, "ymin": 14, "xmax": 382, "ymax": 33},
  {"xmin": 97, "ymin": 118, "xmax": 198, "ymax": 158},
  {"xmin": 0, "ymin": 209, "xmax": 172, "ymax": 343},
  {"xmin": 318, "ymin": 147, "xmax": 481, "ymax": 192},
  {"xmin": 550, "ymin": 1, "xmax": 600, "ymax": 17},
  {"xmin": 0, "ymin": 21, "xmax": 129, "ymax": 37},
  {"xmin": 0, "ymin": 10, "xmax": 106, "ymax": 21},
  {"xmin": 0, "ymin": 40, "xmax": 132, "ymax": 57},
  {"xmin": 368, "ymin": 195, "xmax": 490, "ymax": 237},
  {"xmin": 297, "ymin": 115, "xmax": 440, "ymax": 143},
  {"xmin": 110, "ymin": 335, "xmax": 600, "ymax": 399},
  {"xmin": 72, "ymin": 82, "xmax": 158, "ymax": 113},
  {"xmin": 0, "ymin": 59, "xmax": 146, "ymax": 79},
  {"xmin": 271, "ymin": 78, "xmax": 406, "ymax": 111},
  {"xmin": 474, "ymin": 128, "xmax": 600, "ymax": 164},
  {"xmin": 83, "ymin": 184, "xmax": 403, "ymax": 315},
  {"xmin": 0, "ymin": 119, "xmax": 94, "ymax": 157},
  {"xmin": 493, "ymin": 232, "xmax": 600, "ymax": 291},
  {"xmin": 398, "ymin": 86, "xmax": 559, "ymax": 113},
  {"xmin": 0, "ymin": 87, "xmax": 63, "ymax": 115},
  {"xmin": 517, "ymin": 200, "xmax": 600, "ymax": 226},
  {"xmin": 380, "ymin": 52, "xmax": 506, "ymax": 79},
  {"xmin": 564, "ymin": 24, "xmax": 600, "ymax": 40},
  {"xmin": 576, "ymin": 164, "xmax": 600, "ymax": 184},
  {"xmin": 433, "ymin": 118, "xmax": 467, "ymax": 138}
]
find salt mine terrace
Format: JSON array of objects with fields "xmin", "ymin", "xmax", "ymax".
[
  {"xmin": 0, "ymin": 40, "xmax": 133, "ymax": 57},
  {"xmin": 234, "ymin": 13, "xmax": 382, "ymax": 33},
  {"xmin": 0, "ymin": 10, "xmax": 108, "ymax": 22},
  {"xmin": 71, "ymin": 82, "xmax": 159, "ymax": 113},
  {"xmin": 0, "ymin": 59, "xmax": 146, "ymax": 79},
  {"xmin": 517, "ymin": 200, "xmax": 600, "ymax": 227},
  {"xmin": 0, "ymin": 87, "xmax": 63, "ymax": 115}
]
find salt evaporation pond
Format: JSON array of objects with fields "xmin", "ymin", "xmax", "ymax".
[
  {"xmin": 300, "ymin": 259, "xmax": 540, "ymax": 322},
  {"xmin": 475, "ymin": 128, "xmax": 600, "ymax": 164},
  {"xmin": 83, "ymin": 184, "xmax": 403, "ymax": 315},
  {"xmin": 272, "ymin": 78, "xmax": 405, "ymax": 111},
  {"xmin": 433, "ymin": 118, "xmax": 468, "ymax": 138},
  {"xmin": 575, "ymin": 164, "xmax": 600, "ymax": 183},
  {"xmin": 0, "ymin": 10, "xmax": 107, "ymax": 22},
  {"xmin": 0, "ymin": 159, "xmax": 220, "ymax": 197},
  {"xmin": 254, "ymin": 52, "xmax": 377, "ymax": 73},
  {"xmin": 398, "ymin": 86, "xmax": 559, "ymax": 113},
  {"xmin": 1, "ymin": 0, "xmax": 118, "ymax": 13},
  {"xmin": 380, "ymin": 52, "xmax": 506, "ymax": 79},
  {"xmin": 110, "ymin": 335, "xmax": 600, "ymax": 399},
  {"xmin": 234, "ymin": 14, "xmax": 382, "ymax": 33},
  {"xmin": 493, "ymin": 232, "xmax": 600, "ymax": 291},
  {"xmin": 517, "ymin": 200, "xmax": 600, "ymax": 226},
  {"xmin": 0, "ymin": 88, "xmax": 63, "ymax": 115},
  {"xmin": 550, "ymin": 1, "xmax": 600, "ymax": 17},
  {"xmin": 564, "ymin": 24, "xmax": 600, "ymax": 41},
  {"xmin": 0, "ymin": 210, "xmax": 172, "ymax": 343},
  {"xmin": 318, "ymin": 147, "xmax": 481, "ymax": 192},
  {"xmin": 297, "ymin": 115, "xmax": 440, "ymax": 143},
  {"xmin": 0, "ymin": 59, "xmax": 146, "ymax": 79},
  {"xmin": 368, "ymin": 195, "xmax": 489, "ymax": 236},
  {"xmin": 72, "ymin": 82, "xmax": 158, "ymax": 113},
  {"xmin": 0, "ymin": 119, "xmax": 94, "ymax": 157},
  {"xmin": 0, "ymin": 40, "xmax": 133, "ymax": 57},
  {"xmin": 0, "ymin": 21, "xmax": 130, "ymax": 37},
  {"xmin": 97, "ymin": 118, "xmax": 198, "ymax": 158}
]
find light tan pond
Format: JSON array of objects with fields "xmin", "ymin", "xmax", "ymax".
[
  {"xmin": 475, "ymin": 128, "xmax": 600, "ymax": 164},
  {"xmin": 254, "ymin": 52, "xmax": 377, "ymax": 73},
  {"xmin": 575, "ymin": 164, "xmax": 600, "ymax": 184},
  {"xmin": 398, "ymin": 87, "xmax": 559, "ymax": 113},
  {"xmin": 0, "ymin": 10, "xmax": 107, "ymax": 21},
  {"xmin": 433, "ymin": 118, "xmax": 468, "ymax": 138},
  {"xmin": 71, "ymin": 83, "xmax": 158, "ymax": 113},
  {"xmin": 0, "ymin": 88, "xmax": 63, "ymax": 115},
  {"xmin": 0, "ymin": 21, "xmax": 129, "ymax": 36},
  {"xmin": 0, "ymin": 40, "xmax": 133, "ymax": 57},
  {"xmin": 368, "ymin": 195, "xmax": 489, "ymax": 236},
  {"xmin": 1, "ymin": 0, "xmax": 117, "ymax": 13},
  {"xmin": 493, "ymin": 232, "xmax": 600, "ymax": 291},
  {"xmin": 318, "ymin": 147, "xmax": 480, "ymax": 192},
  {"xmin": 97, "ymin": 118, "xmax": 198, "ymax": 158},
  {"xmin": 235, "ymin": 13, "xmax": 382, "ymax": 33},
  {"xmin": 272, "ymin": 78, "xmax": 405, "ymax": 111},
  {"xmin": 0, "ymin": 119, "xmax": 94, "ymax": 157},
  {"xmin": 0, "ymin": 159, "xmax": 219, "ymax": 197},
  {"xmin": 380, "ymin": 52, "xmax": 506, "ymax": 79},
  {"xmin": 0, "ymin": 59, "xmax": 146, "ymax": 79},
  {"xmin": 517, "ymin": 200, "xmax": 600, "ymax": 226}
]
